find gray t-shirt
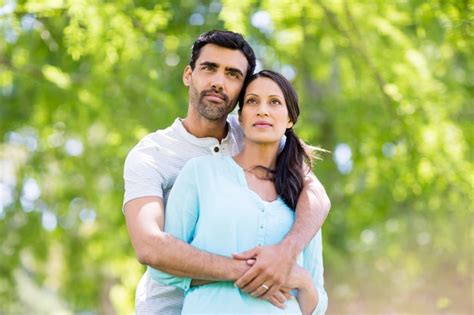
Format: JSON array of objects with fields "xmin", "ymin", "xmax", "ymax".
[{"xmin": 123, "ymin": 115, "xmax": 244, "ymax": 314}]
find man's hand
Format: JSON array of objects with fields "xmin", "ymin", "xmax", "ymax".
[
  {"xmin": 237, "ymin": 257, "xmax": 294, "ymax": 309},
  {"xmin": 233, "ymin": 244, "xmax": 297, "ymax": 300}
]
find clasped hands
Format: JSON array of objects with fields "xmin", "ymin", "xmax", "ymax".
[{"xmin": 232, "ymin": 244, "xmax": 299, "ymax": 309}]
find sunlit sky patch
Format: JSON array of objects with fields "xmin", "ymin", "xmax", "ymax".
[
  {"xmin": 79, "ymin": 208, "xmax": 96, "ymax": 223},
  {"xmin": 21, "ymin": 14, "xmax": 38, "ymax": 31},
  {"xmin": 7, "ymin": 129, "xmax": 38, "ymax": 152},
  {"xmin": 165, "ymin": 54, "xmax": 180, "ymax": 67},
  {"xmin": 42, "ymin": 210, "xmax": 57, "ymax": 231},
  {"xmin": 281, "ymin": 65, "xmax": 296, "ymax": 81},
  {"xmin": 64, "ymin": 138, "xmax": 84, "ymax": 156},
  {"xmin": 334, "ymin": 143, "xmax": 353, "ymax": 174},
  {"xmin": 189, "ymin": 13, "xmax": 204, "ymax": 26},
  {"xmin": 208, "ymin": 1, "xmax": 221, "ymax": 13},
  {"xmin": 0, "ymin": 0, "xmax": 16, "ymax": 16},
  {"xmin": 251, "ymin": 10, "xmax": 273, "ymax": 34},
  {"xmin": 361, "ymin": 229, "xmax": 376, "ymax": 245},
  {"xmin": 382, "ymin": 142, "xmax": 396, "ymax": 158}
]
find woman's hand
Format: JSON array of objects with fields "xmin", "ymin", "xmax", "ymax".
[
  {"xmin": 285, "ymin": 264, "xmax": 311, "ymax": 290},
  {"xmin": 286, "ymin": 265, "xmax": 319, "ymax": 315}
]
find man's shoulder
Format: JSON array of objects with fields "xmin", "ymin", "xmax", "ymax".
[{"xmin": 127, "ymin": 120, "xmax": 182, "ymax": 156}]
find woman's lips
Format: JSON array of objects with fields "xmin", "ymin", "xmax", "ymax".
[{"xmin": 253, "ymin": 121, "xmax": 272, "ymax": 128}]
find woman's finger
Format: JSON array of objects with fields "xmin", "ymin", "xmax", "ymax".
[
  {"xmin": 272, "ymin": 290, "xmax": 287, "ymax": 304},
  {"xmin": 269, "ymin": 296, "xmax": 284, "ymax": 309}
]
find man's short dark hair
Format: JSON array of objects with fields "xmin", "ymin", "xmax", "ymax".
[{"xmin": 189, "ymin": 30, "xmax": 256, "ymax": 80}]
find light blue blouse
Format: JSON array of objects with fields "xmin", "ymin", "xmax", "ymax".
[{"xmin": 149, "ymin": 155, "xmax": 327, "ymax": 314}]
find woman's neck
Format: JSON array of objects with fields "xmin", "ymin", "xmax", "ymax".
[{"xmin": 233, "ymin": 140, "xmax": 279, "ymax": 170}]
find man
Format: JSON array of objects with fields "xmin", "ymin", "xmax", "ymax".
[{"xmin": 123, "ymin": 30, "xmax": 331, "ymax": 314}]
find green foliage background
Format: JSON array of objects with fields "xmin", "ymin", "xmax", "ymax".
[{"xmin": 1, "ymin": 0, "xmax": 472, "ymax": 314}]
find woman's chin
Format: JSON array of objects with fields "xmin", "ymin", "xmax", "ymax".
[{"xmin": 245, "ymin": 136, "xmax": 281, "ymax": 146}]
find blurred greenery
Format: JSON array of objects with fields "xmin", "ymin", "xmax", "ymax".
[{"xmin": 0, "ymin": 0, "xmax": 473, "ymax": 314}]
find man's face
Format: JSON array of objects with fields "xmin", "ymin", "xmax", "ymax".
[{"xmin": 183, "ymin": 44, "xmax": 248, "ymax": 121}]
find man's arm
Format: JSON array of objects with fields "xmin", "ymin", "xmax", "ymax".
[
  {"xmin": 282, "ymin": 172, "xmax": 331, "ymax": 255},
  {"xmin": 124, "ymin": 196, "xmax": 249, "ymax": 280},
  {"xmin": 234, "ymin": 172, "xmax": 331, "ymax": 299}
]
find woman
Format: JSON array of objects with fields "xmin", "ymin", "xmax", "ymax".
[{"xmin": 151, "ymin": 70, "xmax": 327, "ymax": 314}]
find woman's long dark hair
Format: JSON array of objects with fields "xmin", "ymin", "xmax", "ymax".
[{"xmin": 238, "ymin": 70, "xmax": 316, "ymax": 209}]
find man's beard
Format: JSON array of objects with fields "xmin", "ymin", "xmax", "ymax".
[{"xmin": 191, "ymin": 87, "xmax": 235, "ymax": 121}]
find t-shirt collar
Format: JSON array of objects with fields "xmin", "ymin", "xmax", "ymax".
[{"xmin": 172, "ymin": 118, "xmax": 232, "ymax": 147}]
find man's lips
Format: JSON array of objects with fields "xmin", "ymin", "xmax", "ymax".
[{"xmin": 204, "ymin": 92, "xmax": 226, "ymax": 102}]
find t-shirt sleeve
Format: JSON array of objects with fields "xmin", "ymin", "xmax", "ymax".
[
  {"xmin": 123, "ymin": 144, "xmax": 166, "ymax": 207},
  {"xmin": 303, "ymin": 231, "xmax": 328, "ymax": 315},
  {"xmin": 148, "ymin": 158, "xmax": 200, "ymax": 291}
]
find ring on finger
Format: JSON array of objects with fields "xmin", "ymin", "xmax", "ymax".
[{"xmin": 261, "ymin": 284, "xmax": 270, "ymax": 291}]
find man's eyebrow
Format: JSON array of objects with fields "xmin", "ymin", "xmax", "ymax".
[
  {"xmin": 226, "ymin": 67, "xmax": 244, "ymax": 77},
  {"xmin": 199, "ymin": 61, "xmax": 218, "ymax": 67},
  {"xmin": 199, "ymin": 61, "xmax": 244, "ymax": 77}
]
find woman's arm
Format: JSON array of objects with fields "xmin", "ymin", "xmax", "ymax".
[
  {"xmin": 284, "ymin": 230, "xmax": 327, "ymax": 315},
  {"xmin": 284, "ymin": 265, "xmax": 318, "ymax": 315},
  {"xmin": 302, "ymin": 230, "xmax": 328, "ymax": 314},
  {"xmin": 147, "ymin": 159, "xmax": 201, "ymax": 291}
]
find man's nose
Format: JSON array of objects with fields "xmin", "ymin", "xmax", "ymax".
[{"xmin": 210, "ymin": 73, "xmax": 224, "ymax": 91}]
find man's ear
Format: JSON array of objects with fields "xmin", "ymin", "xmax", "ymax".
[{"xmin": 183, "ymin": 66, "xmax": 192, "ymax": 86}]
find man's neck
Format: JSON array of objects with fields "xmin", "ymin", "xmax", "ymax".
[{"xmin": 181, "ymin": 114, "xmax": 229, "ymax": 142}]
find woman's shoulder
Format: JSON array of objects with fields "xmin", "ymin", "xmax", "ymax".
[
  {"xmin": 189, "ymin": 154, "xmax": 228, "ymax": 164},
  {"xmin": 183, "ymin": 155, "xmax": 229, "ymax": 173}
]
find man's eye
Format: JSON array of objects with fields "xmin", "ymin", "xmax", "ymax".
[{"xmin": 228, "ymin": 72, "xmax": 239, "ymax": 78}]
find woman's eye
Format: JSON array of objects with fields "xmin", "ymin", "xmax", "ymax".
[
  {"xmin": 246, "ymin": 98, "xmax": 256, "ymax": 104},
  {"xmin": 271, "ymin": 99, "xmax": 282, "ymax": 105}
]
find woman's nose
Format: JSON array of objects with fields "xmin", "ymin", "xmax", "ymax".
[{"xmin": 256, "ymin": 104, "xmax": 269, "ymax": 116}]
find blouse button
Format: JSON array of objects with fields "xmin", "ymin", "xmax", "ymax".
[{"xmin": 213, "ymin": 146, "xmax": 219, "ymax": 153}]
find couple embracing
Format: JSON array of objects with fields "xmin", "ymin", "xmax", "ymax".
[{"xmin": 123, "ymin": 30, "xmax": 331, "ymax": 314}]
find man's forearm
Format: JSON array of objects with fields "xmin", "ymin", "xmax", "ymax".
[
  {"xmin": 280, "ymin": 173, "xmax": 330, "ymax": 256},
  {"xmin": 144, "ymin": 231, "xmax": 248, "ymax": 281},
  {"xmin": 125, "ymin": 197, "xmax": 249, "ymax": 281}
]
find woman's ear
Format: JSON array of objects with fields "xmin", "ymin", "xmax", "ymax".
[
  {"xmin": 287, "ymin": 119, "xmax": 294, "ymax": 129},
  {"xmin": 183, "ymin": 66, "xmax": 192, "ymax": 86}
]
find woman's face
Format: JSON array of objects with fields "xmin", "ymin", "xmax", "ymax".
[{"xmin": 239, "ymin": 77, "xmax": 293, "ymax": 145}]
